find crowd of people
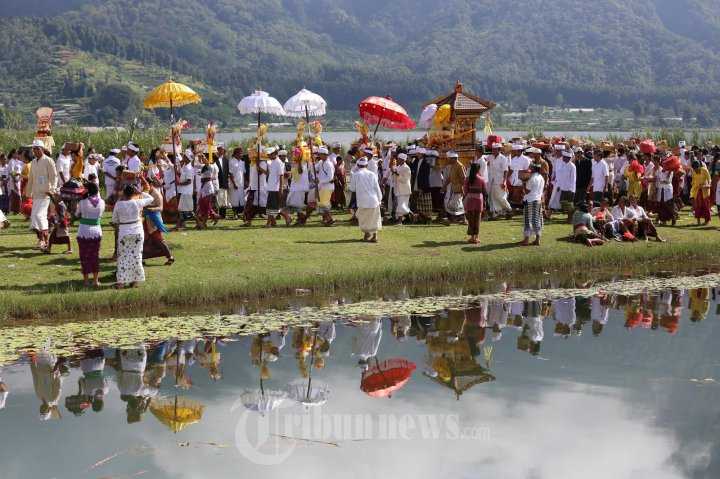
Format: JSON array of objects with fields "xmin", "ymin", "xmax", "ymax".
[
  {"xmin": 0, "ymin": 134, "xmax": 718, "ymax": 286},
  {"xmin": 0, "ymin": 283, "xmax": 713, "ymax": 418}
]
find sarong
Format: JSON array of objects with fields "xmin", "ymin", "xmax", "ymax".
[
  {"xmin": 548, "ymin": 186, "xmax": 561, "ymax": 210},
  {"xmin": 228, "ymin": 185, "xmax": 245, "ymax": 208},
  {"xmin": 523, "ymin": 201, "xmax": 543, "ymax": 236},
  {"xmin": 30, "ymin": 196, "xmax": 50, "ymax": 231},
  {"xmin": 396, "ymin": 194, "xmax": 411, "ymax": 216},
  {"xmin": 179, "ymin": 193, "xmax": 194, "ymax": 212},
  {"xmin": 285, "ymin": 190, "xmax": 307, "ymax": 213},
  {"xmin": 143, "ymin": 230, "xmax": 171, "ymax": 260},
  {"xmin": 657, "ymin": 191, "xmax": 676, "ymax": 223},
  {"xmin": 77, "ymin": 236, "xmax": 101, "ymax": 275},
  {"xmin": 414, "ymin": 192, "xmax": 433, "ymax": 217},
  {"xmin": 693, "ymin": 189, "xmax": 711, "ymax": 222},
  {"xmin": 266, "ymin": 191, "xmax": 281, "ymax": 215},
  {"xmin": 560, "ymin": 191, "xmax": 575, "ymax": 213},
  {"xmin": 198, "ymin": 196, "xmax": 219, "ymax": 219},
  {"xmin": 318, "ymin": 189, "xmax": 332, "ymax": 213},
  {"xmin": 489, "ymin": 184, "xmax": 511, "ymax": 215},
  {"xmin": 444, "ymin": 190, "xmax": 465, "ymax": 217},
  {"xmin": 117, "ymin": 234, "xmax": 145, "ymax": 283},
  {"xmin": 466, "ymin": 210, "xmax": 481, "ymax": 236},
  {"xmin": 357, "ymin": 207, "xmax": 382, "ymax": 234}
]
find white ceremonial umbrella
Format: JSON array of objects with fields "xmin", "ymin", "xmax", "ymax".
[
  {"xmin": 419, "ymin": 104, "xmax": 438, "ymax": 129},
  {"xmin": 233, "ymin": 389, "xmax": 287, "ymax": 416},
  {"xmin": 286, "ymin": 379, "xmax": 331, "ymax": 408},
  {"xmin": 237, "ymin": 90, "xmax": 286, "ymax": 118},
  {"xmin": 283, "ymin": 88, "xmax": 327, "ymax": 118}
]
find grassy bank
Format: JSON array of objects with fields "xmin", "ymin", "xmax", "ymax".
[{"xmin": 1, "ymin": 208, "xmax": 720, "ymax": 321}]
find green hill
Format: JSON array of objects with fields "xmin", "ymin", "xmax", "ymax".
[{"xmin": 2, "ymin": 0, "xmax": 720, "ymax": 127}]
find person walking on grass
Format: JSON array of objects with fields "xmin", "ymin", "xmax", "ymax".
[
  {"xmin": 349, "ymin": 157, "xmax": 382, "ymax": 243},
  {"xmin": 690, "ymin": 159, "xmax": 711, "ymax": 226},
  {"xmin": 520, "ymin": 163, "xmax": 545, "ymax": 246},
  {"xmin": 112, "ymin": 177, "xmax": 155, "ymax": 289},
  {"xmin": 27, "ymin": 140, "xmax": 57, "ymax": 251},
  {"xmin": 463, "ymin": 160, "xmax": 486, "ymax": 244},
  {"xmin": 76, "ymin": 182, "xmax": 105, "ymax": 287}
]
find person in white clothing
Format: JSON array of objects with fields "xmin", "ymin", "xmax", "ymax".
[
  {"xmin": 227, "ymin": 147, "xmax": 246, "ymax": 218},
  {"xmin": 590, "ymin": 153, "xmax": 609, "ymax": 206},
  {"xmin": 175, "ymin": 155, "xmax": 195, "ymax": 230},
  {"xmin": 315, "ymin": 146, "xmax": 336, "ymax": 226},
  {"xmin": 508, "ymin": 144, "xmax": 531, "ymax": 209},
  {"xmin": 553, "ymin": 150, "xmax": 577, "ymax": 219},
  {"xmin": 392, "ymin": 152, "xmax": 413, "ymax": 223},
  {"xmin": 486, "ymin": 143, "xmax": 511, "ymax": 218},
  {"xmin": 349, "ymin": 158, "xmax": 382, "ymax": 242},
  {"xmin": 103, "ymin": 149, "xmax": 121, "ymax": 202},
  {"xmin": 111, "ymin": 177, "xmax": 156, "ymax": 288},
  {"xmin": 521, "ymin": 163, "xmax": 545, "ymax": 246},
  {"xmin": 245, "ymin": 151, "xmax": 268, "ymax": 226},
  {"xmin": 83, "ymin": 154, "xmax": 101, "ymax": 185},
  {"xmin": 265, "ymin": 147, "xmax": 287, "ymax": 227},
  {"xmin": 56, "ymin": 143, "xmax": 72, "ymax": 187},
  {"xmin": 125, "ymin": 143, "xmax": 142, "ymax": 172},
  {"xmin": 76, "ymin": 182, "xmax": 105, "ymax": 287}
]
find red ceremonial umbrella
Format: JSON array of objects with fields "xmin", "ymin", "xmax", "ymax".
[
  {"xmin": 359, "ymin": 96, "xmax": 416, "ymax": 138},
  {"xmin": 361, "ymin": 357, "xmax": 416, "ymax": 398}
]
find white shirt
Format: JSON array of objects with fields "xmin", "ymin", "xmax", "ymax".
[
  {"xmin": 83, "ymin": 162, "xmax": 100, "ymax": 183},
  {"xmin": 56, "ymin": 153, "xmax": 71, "ymax": 185},
  {"xmin": 126, "ymin": 155, "xmax": 142, "ymax": 173},
  {"xmin": 208, "ymin": 162, "xmax": 220, "ymax": 190},
  {"xmin": 289, "ymin": 162, "xmax": 310, "ymax": 192},
  {"xmin": 611, "ymin": 205, "xmax": 633, "ymax": 221},
  {"xmin": 509, "ymin": 154, "xmax": 531, "ymax": 186},
  {"xmin": 591, "ymin": 160, "xmax": 609, "ymax": 192},
  {"xmin": 349, "ymin": 168, "xmax": 382, "ymax": 209},
  {"xmin": 524, "ymin": 173, "xmax": 545, "ymax": 203},
  {"xmin": 112, "ymin": 193, "xmax": 153, "ymax": 238},
  {"xmin": 228, "ymin": 157, "xmax": 245, "ymax": 189},
  {"xmin": 76, "ymin": 196, "xmax": 106, "ymax": 239},
  {"xmin": 487, "ymin": 154, "xmax": 509, "ymax": 186},
  {"xmin": 627, "ymin": 204, "xmax": 649, "ymax": 220},
  {"xmin": 657, "ymin": 169, "xmax": 674, "ymax": 202},
  {"xmin": 249, "ymin": 161, "xmax": 267, "ymax": 191},
  {"xmin": 352, "ymin": 319, "xmax": 382, "ymax": 361},
  {"xmin": 474, "ymin": 157, "xmax": 489, "ymax": 179},
  {"xmin": 394, "ymin": 163, "xmax": 412, "ymax": 196},
  {"xmin": 103, "ymin": 156, "xmax": 120, "ymax": 190},
  {"xmin": 163, "ymin": 165, "xmax": 177, "ymax": 199},
  {"xmin": 591, "ymin": 296, "xmax": 609, "ymax": 325},
  {"xmin": 316, "ymin": 158, "xmax": 335, "ymax": 191},
  {"xmin": 265, "ymin": 158, "xmax": 284, "ymax": 192},
  {"xmin": 555, "ymin": 160, "xmax": 577, "ymax": 192},
  {"xmin": 178, "ymin": 164, "xmax": 194, "ymax": 195}
]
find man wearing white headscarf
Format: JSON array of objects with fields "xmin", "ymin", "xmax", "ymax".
[
  {"xmin": 486, "ymin": 143, "xmax": 511, "ymax": 219},
  {"xmin": 27, "ymin": 140, "xmax": 57, "ymax": 251},
  {"xmin": 349, "ymin": 157, "xmax": 383, "ymax": 242}
]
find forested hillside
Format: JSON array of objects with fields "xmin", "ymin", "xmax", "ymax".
[{"xmin": 2, "ymin": 0, "xmax": 720, "ymax": 126}]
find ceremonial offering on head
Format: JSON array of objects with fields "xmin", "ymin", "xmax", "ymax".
[{"xmin": 34, "ymin": 107, "xmax": 55, "ymax": 154}]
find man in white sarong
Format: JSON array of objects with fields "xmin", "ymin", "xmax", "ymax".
[
  {"xmin": 486, "ymin": 143, "xmax": 511, "ymax": 219},
  {"xmin": 392, "ymin": 152, "xmax": 413, "ymax": 223},
  {"xmin": 227, "ymin": 147, "xmax": 246, "ymax": 219},
  {"xmin": 27, "ymin": 140, "xmax": 57, "ymax": 250},
  {"xmin": 349, "ymin": 157, "xmax": 382, "ymax": 242}
]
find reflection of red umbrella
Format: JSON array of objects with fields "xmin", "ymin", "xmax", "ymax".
[
  {"xmin": 359, "ymin": 96, "xmax": 416, "ymax": 137},
  {"xmin": 361, "ymin": 358, "xmax": 416, "ymax": 398}
]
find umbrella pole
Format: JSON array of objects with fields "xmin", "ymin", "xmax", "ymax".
[
  {"xmin": 306, "ymin": 106, "xmax": 321, "ymax": 207},
  {"xmin": 306, "ymin": 332, "xmax": 319, "ymax": 400},
  {"xmin": 256, "ymin": 111, "xmax": 261, "ymax": 208}
]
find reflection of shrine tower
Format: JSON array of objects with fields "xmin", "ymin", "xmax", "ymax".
[
  {"xmin": 424, "ymin": 310, "xmax": 496, "ymax": 400},
  {"xmin": 424, "ymin": 81, "xmax": 496, "ymax": 166}
]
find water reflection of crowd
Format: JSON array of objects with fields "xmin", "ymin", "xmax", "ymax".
[{"xmin": 0, "ymin": 288, "xmax": 715, "ymax": 419}]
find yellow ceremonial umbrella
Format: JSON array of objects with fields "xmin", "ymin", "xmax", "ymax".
[
  {"xmin": 144, "ymin": 80, "xmax": 202, "ymax": 112},
  {"xmin": 150, "ymin": 396, "xmax": 204, "ymax": 434}
]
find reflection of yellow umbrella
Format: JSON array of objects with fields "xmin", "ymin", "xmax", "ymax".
[
  {"xmin": 144, "ymin": 80, "xmax": 202, "ymax": 111},
  {"xmin": 150, "ymin": 396, "xmax": 204, "ymax": 433}
]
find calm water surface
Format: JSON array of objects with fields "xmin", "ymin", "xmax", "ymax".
[{"xmin": 0, "ymin": 283, "xmax": 718, "ymax": 478}]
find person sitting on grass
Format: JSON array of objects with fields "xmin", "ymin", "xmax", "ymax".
[
  {"xmin": 592, "ymin": 198, "xmax": 634, "ymax": 241},
  {"xmin": 628, "ymin": 195, "xmax": 666, "ymax": 242},
  {"xmin": 572, "ymin": 202, "xmax": 605, "ymax": 247},
  {"xmin": 46, "ymin": 192, "xmax": 72, "ymax": 255}
]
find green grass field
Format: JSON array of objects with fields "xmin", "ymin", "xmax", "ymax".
[{"xmin": 0, "ymin": 208, "xmax": 718, "ymax": 320}]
